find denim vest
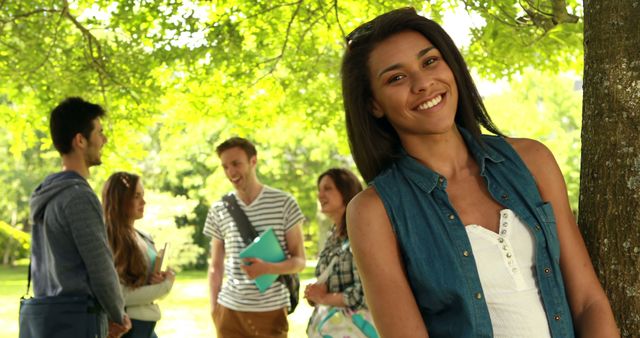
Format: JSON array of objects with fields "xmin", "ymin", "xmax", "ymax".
[{"xmin": 372, "ymin": 129, "xmax": 575, "ymax": 338}]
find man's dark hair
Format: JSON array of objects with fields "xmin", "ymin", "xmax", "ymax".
[
  {"xmin": 50, "ymin": 97, "xmax": 106, "ymax": 155},
  {"xmin": 216, "ymin": 137, "xmax": 258, "ymax": 159},
  {"xmin": 342, "ymin": 7, "xmax": 502, "ymax": 182}
]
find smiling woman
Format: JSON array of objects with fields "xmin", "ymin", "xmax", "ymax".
[
  {"xmin": 304, "ymin": 168, "xmax": 378, "ymax": 338},
  {"xmin": 368, "ymin": 30, "xmax": 459, "ymax": 139},
  {"xmin": 342, "ymin": 7, "xmax": 618, "ymax": 338}
]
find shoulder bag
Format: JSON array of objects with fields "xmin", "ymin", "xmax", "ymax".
[
  {"xmin": 306, "ymin": 240, "xmax": 379, "ymax": 338},
  {"xmin": 19, "ymin": 262, "xmax": 103, "ymax": 338}
]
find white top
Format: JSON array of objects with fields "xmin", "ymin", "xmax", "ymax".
[
  {"xmin": 466, "ymin": 209, "xmax": 552, "ymax": 338},
  {"xmin": 121, "ymin": 231, "xmax": 174, "ymax": 321},
  {"xmin": 203, "ymin": 185, "xmax": 305, "ymax": 312}
]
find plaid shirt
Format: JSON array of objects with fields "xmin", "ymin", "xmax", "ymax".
[{"xmin": 314, "ymin": 229, "xmax": 366, "ymax": 310}]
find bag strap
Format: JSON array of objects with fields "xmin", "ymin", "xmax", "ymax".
[
  {"xmin": 222, "ymin": 193, "xmax": 294, "ymax": 290},
  {"xmin": 316, "ymin": 239, "xmax": 350, "ymax": 284},
  {"xmin": 317, "ymin": 307, "xmax": 379, "ymax": 338},
  {"xmin": 316, "ymin": 307, "xmax": 340, "ymax": 334},
  {"xmin": 222, "ymin": 193, "xmax": 258, "ymax": 246},
  {"xmin": 22, "ymin": 260, "xmax": 32, "ymax": 299},
  {"xmin": 351, "ymin": 312, "xmax": 379, "ymax": 338}
]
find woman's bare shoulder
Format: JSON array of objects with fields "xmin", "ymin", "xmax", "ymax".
[
  {"xmin": 505, "ymin": 137, "xmax": 557, "ymax": 171},
  {"xmin": 347, "ymin": 186, "xmax": 390, "ymax": 232}
]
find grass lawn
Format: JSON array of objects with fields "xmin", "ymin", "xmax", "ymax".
[{"xmin": 1, "ymin": 264, "xmax": 317, "ymax": 338}]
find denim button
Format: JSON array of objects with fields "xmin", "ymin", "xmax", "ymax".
[
  {"xmin": 544, "ymin": 267, "xmax": 551, "ymax": 274},
  {"xmin": 448, "ymin": 214, "xmax": 455, "ymax": 220},
  {"xmin": 463, "ymin": 250, "xmax": 470, "ymax": 257},
  {"xmin": 501, "ymin": 194, "xmax": 508, "ymax": 200},
  {"xmin": 554, "ymin": 315, "xmax": 561, "ymax": 321},
  {"xmin": 475, "ymin": 292, "xmax": 482, "ymax": 300}
]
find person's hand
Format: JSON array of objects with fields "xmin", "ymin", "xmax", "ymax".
[
  {"xmin": 240, "ymin": 257, "xmax": 270, "ymax": 279},
  {"xmin": 210, "ymin": 302, "xmax": 217, "ymax": 323},
  {"xmin": 304, "ymin": 282, "xmax": 328, "ymax": 305},
  {"xmin": 149, "ymin": 271, "xmax": 165, "ymax": 284},
  {"xmin": 107, "ymin": 315, "xmax": 131, "ymax": 338},
  {"xmin": 164, "ymin": 268, "xmax": 176, "ymax": 283}
]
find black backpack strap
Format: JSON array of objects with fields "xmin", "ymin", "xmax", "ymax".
[
  {"xmin": 22, "ymin": 260, "xmax": 32, "ymax": 299},
  {"xmin": 222, "ymin": 193, "xmax": 259, "ymax": 246}
]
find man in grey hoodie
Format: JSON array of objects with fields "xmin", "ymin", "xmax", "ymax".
[{"xmin": 29, "ymin": 97, "xmax": 131, "ymax": 338}]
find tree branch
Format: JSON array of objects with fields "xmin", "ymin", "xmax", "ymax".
[
  {"xmin": 295, "ymin": 4, "xmax": 333, "ymax": 55},
  {"xmin": 251, "ymin": 0, "xmax": 303, "ymax": 86},
  {"xmin": 551, "ymin": 0, "xmax": 579, "ymax": 24},
  {"xmin": 0, "ymin": 8, "xmax": 61, "ymax": 24},
  {"xmin": 61, "ymin": 0, "xmax": 140, "ymax": 104},
  {"xmin": 28, "ymin": 8, "xmax": 66, "ymax": 74},
  {"xmin": 244, "ymin": 1, "xmax": 302, "ymax": 20},
  {"xmin": 334, "ymin": 0, "xmax": 346, "ymax": 40}
]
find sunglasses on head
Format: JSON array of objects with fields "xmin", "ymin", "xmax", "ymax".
[{"xmin": 345, "ymin": 22, "xmax": 373, "ymax": 49}]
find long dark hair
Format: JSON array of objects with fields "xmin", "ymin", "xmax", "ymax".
[
  {"xmin": 317, "ymin": 168, "xmax": 363, "ymax": 238},
  {"xmin": 342, "ymin": 7, "xmax": 502, "ymax": 182},
  {"xmin": 102, "ymin": 172, "xmax": 147, "ymax": 288}
]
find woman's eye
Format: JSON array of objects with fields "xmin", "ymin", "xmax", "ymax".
[
  {"xmin": 423, "ymin": 57, "xmax": 438, "ymax": 67},
  {"xmin": 388, "ymin": 74, "xmax": 405, "ymax": 83}
]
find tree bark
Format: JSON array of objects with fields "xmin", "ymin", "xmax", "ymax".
[{"xmin": 581, "ymin": 1, "xmax": 640, "ymax": 336}]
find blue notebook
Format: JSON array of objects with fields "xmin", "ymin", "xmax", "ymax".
[{"xmin": 238, "ymin": 227, "xmax": 286, "ymax": 293}]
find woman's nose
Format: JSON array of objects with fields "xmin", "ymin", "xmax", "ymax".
[{"xmin": 411, "ymin": 71, "xmax": 434, "ymax": 94}]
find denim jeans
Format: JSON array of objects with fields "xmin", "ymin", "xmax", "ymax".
[{"xmin": 122, "ymin": 319, "xmax": 157, "ymax": 338}]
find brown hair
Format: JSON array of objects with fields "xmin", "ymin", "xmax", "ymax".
[
  {"xmin": 317, "ymin": 168, "xmax": 364, "ymax": 238},
  {"xmin": 215, "ymin": 136, "xmax": 257, "ymax": 159},
  {"xmin": 342, "ymin": 7, "xmax": 502, "ymax": 182},
  {"xmin": 102, "ymin": 172, "xmax": 147, "ymax": 287}
]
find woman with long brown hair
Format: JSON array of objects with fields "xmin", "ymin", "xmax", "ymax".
[
  {"xmin": 305, "ymin": 168, "xmax": 378, "ymax": 337},
  {"xmin": 103, "ymin": 172, "xmax": 174, "ymax": 338}
]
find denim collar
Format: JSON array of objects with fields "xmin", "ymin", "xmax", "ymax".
[{"xmin": 398, "ymin": 127, "xmax": 505, "ymax": 193}]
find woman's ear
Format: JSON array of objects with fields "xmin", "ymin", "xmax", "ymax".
[{"xmin": 371, "ymin": 100, "xmax": 384, "ymax": 118}]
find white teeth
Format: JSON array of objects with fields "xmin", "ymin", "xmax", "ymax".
[{"xmin": 418, "ymin": 94, "xmax": 443, "ymax": 110}]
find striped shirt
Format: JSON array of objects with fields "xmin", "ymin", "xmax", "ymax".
[{"xmin": 203, "ymin": 185, "xmax": 305, "ymax": 312}]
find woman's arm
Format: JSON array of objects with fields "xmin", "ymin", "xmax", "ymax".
[
  {"xmin": 121, "ymin": 275, "xmax": 174, "ymax": 306},
  {"xmin": 510, "ymin": 138, "xmax": 619, "ymax": 337},
  {"xmin": 304, "ymin": 283, "xmax": 347, "ymax": 307},
  {"xmin": 347, "ymin": 187, "xmax": 428, "ymax": 338}
]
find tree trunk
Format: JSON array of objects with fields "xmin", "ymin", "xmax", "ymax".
[{"xmin": 581, "ymin": 1, "xmax": 640, "ymax": 336}]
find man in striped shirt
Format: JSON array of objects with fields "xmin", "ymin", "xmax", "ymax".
[{"xmin": 204, "ymin": 137, "xmax": 306, "ymax": 338}]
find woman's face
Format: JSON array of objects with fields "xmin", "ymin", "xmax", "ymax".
[
  {"xmin": 368, "ymin": 30, "xmax": 459, "ymax": 138},
  {"xmin": 317, "ymin": 175, "xmax": 345, "ymax": 217},
  {"xmin": 130, "ymin": 180, "xmax": 145, "ymax": 221}
]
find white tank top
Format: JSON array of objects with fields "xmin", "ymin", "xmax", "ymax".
[{"xmin": 466, "ymin": 209, "xmax": 552, "ymax": 338}]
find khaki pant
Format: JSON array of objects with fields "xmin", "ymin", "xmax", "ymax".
[{"xmin": 213, "ymin": 304, "xmax": 288, "ymax": 338}]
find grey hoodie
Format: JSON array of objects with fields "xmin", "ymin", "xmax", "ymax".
[{"xmin": 29, "ymin": 171, "xmax": 125, "ymax": 331}]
